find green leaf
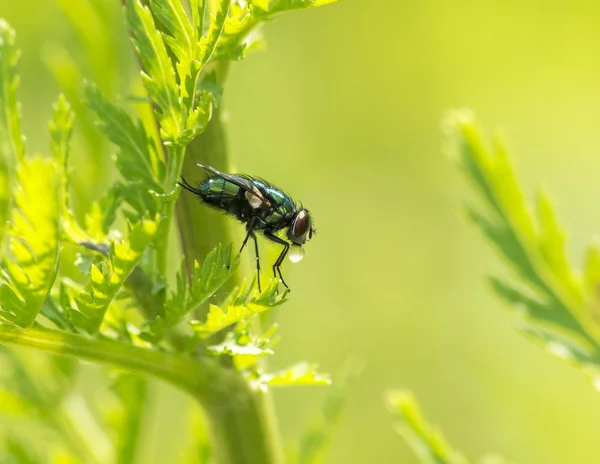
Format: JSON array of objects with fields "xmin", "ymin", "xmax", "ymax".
[
  {"xmin": 254, "ymin": 362, "xmax": 331, "ymax": 391},
  {"xmin": 110, "ymin": 374, "xmax": 148, "ymax": 464},
  {"xmin": 446, "ymin": 109, "xmax": 600, "ymax": 373},
  {"xmin": 190, "ymin": 278, "xmax": 285, "ymax": 340},
  {"xmin": 293, "ymin": 358, "xmax": 361, "ymax": 464},
  {"xmin": 207, "ymin": 320, "xmax": 277, "ymax": 370},
  {"xmin": 71, "ymin": 216, "xmax": 160, "ymax": 333},
  {"xmin": 386, "ymin": 390, "xmax": 470, "ymax": 464},
  {"xmin": 268, "ymin": 0, "xmax": 340, "ymax": 15},
  {"xmin": 125, "ymin": 0, "xmax": 183, "ymax": 143},
  {"xmin": 142, "ymin": 243, "xmax": 239, "ymax": 342},
  {"xmin": 1, "ymin": 157, "xmax": 61, "ymax": 327},
  {"xmin": 85, "ymin": 82, "xmax": 164, "ymax": 190},
  {"xmin": 0, "ymin": 20, "xmax": 25, "ymax": 164},
  {"xmin": 0, "ymin": 20, "xmax": 24, "ymax": 246},
  {"xmin": 190, "ymin": 0, "xmax": 208, "ymax": 38},
  {"xmin": 198, "ymin": 0, "xmax": 230, "ymax": 68}
]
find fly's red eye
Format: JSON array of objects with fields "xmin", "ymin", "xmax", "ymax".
[{"xmin": 292, "ymin": 210, "xmax": 310, "ymax": 238}]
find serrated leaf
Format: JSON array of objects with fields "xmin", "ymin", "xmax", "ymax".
[
  {"xmin": 150, "ymin": 0, "xmax": 195, "ymax": 90},
  {"xmin": 125, "ymin": 0, "xmax": 183, "ymax": 142},
  {"xmin": 190, "ymin": 0, "xmax": 208, "ymax": 38},
  {"xmin": 254, "ymin": 362, "xmax": 330, "ymax": 391},
  {"xmin": 86, "ymin": 82, "xmax": 164, "ymax": 189},
  {"xmin": 386, "ymin": 390, "xmax": 471, "ymax": 464},
  {"xmin": 0, "ymin": 20, "xmax": 25, "ymax": 164},
  {"xmin": 446, "ymin": 109, "xmax": 600, "ymax": 369},
  {"xmin": 0, "ymin": 157, "xmax": 61, "ymax": 327},
  {"xmin": 198, "ymin": 0, "xmax": 230, "ymax": 68},
  {"xmin": 0, "ymin": 20, "xmax": 24, "ymax": 246},
  {"xmin": 207, "ymin": 322, "xmax": 277, "ymax": 370},
  {"xmin": 143, "ymin": 244, "xmax": 239, "ymax": 342},
  {"xmin": 293, "ymin": 358, "xmax": 361, "ymax": 464},
  {"xmin": 71, "ymin": 216, "xmax": 159, "ymax": 333},
  {"xmin": 190, "ymin": 278, "xmax": 285, "ymax": 339},
  {"xmin": 268, "ymin": 0, "xmax": 339, "ymax": 14}
]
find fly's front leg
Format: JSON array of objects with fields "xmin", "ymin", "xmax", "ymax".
[{"xmin": 264, "ymin": 230, "xmax": 291, "ymax": 290}]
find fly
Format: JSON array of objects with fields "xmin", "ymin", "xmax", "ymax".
[{"xmin": 179, "ymin": 163, "xmax": 315, "ymax": 291}]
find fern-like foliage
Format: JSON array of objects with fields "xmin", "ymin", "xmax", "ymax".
[
  {"xmin": 0, "ymin": 157, "xmax": 61, "ymax": 327},
  {"xmin": 0, "ymin": 0, "xmax": 338, "ymax": 460},
  {"xmin": 143, "ymin": 243, "xmax": 240, "ymax": 342},
  {"xmin": 446, "ymin": 110, "xmax": 600, "ymax": 377},
  {"xmin": 386, "ymin": 391, "xmax": 513, "ymax": 464},
  {"xmin": 386, "ymin": 391, "xmax": 470, "ymax": 464},
  {"xmin": 0, "ymin": 20, "xmax": 24, "ymax": 246},
  {"xmin": 190, "ymin": 278, "xmax": 286, "ymax": 339}
]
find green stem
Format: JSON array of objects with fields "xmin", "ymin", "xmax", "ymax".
[
  {"xmin": 0, "ymin": 324, "xmax": 283, "ymax": 463},
  {"xmin": 175, "ymin": 108, "xmax": 284, "ymax": 463}
]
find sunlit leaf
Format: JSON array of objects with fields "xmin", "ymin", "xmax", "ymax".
[
  {"xmin": 190, "ymin": 278, "xmax": 285, "ymax": 340},
  {"xmin": 386, "ymin": 390, "xmax": 471, "ymax": 464},
  {"xmin": 71, "ymin": 216, "xmax": 159, "ymax": 333},
  {"xmin": 254, "ymin": 362, "xmax": 330, "ymax": 391},
  {"xmin": 293, "ymin": 358, "xmax": 362, "ymax": 464},
  {"xmin": 446, "ymin": 109, "xmax": 600, "ymax": 375},
  {"xmin": 125, "ymin": 0, "xmax": 183, "ymax": 142},
  {"xmin": 0, "ymin": 20, "xmax": 24, "ymax": 245},
  {"xmin": 142, "ymin": 243, "xmax": 239, "ymax": 342},
  {"xmin": 86, "ymin": 82, "xmax": 164, "ymax": 190},
  {"xmin": 1, "ymin": 157, "xmax": 60, "ymax": 327}
]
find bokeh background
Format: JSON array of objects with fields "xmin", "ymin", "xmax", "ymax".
[{"xmin": 3, "ymin": 0, "xmax": 600, "ymax": 462}]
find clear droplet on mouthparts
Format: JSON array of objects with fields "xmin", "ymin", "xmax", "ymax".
[{"xmin": 289, "ymin": 245, "xmax": 305, "ymax": 263}]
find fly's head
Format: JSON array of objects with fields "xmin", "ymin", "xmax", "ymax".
[{"xmin": 287, "ymin": 208, "xmax": 315, "ymax": 263}]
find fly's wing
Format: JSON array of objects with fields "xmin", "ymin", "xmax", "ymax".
[{"xmin": 197, "ymin": 163, "xmax": 273, "ymax": 210}]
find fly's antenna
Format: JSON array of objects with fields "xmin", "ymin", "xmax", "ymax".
[{"xmin": 178, "ymin": 177, "xmax": 202, "ymax": 195}]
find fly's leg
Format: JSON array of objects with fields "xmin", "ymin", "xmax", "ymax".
[
  {"xmin": 240, "ymin": 217, "xmax": 257, "ymax": 253},
  {"xmin": 264, "ymin": 230, "xmax": 291, "ymax": 290},
  {"xmin": 250, "ymin": 232, "xmax": 261, "ymax": 292},
  {"xmin": 240, "ymin": 217, "xmax": 262, "ymax": 291}
]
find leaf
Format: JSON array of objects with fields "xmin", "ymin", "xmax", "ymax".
[
  {"xmin": 190, "ymin": 0, "xmax": 208, "ymax": 38},
  {"xmin": 253, "ymin": 362, "xmax": 331, "ymax": 391},
  {"xmin": 85, "ymin": 82, "xmax": 164, "ymax": 190},
  {"xmin": 110, "ymin": 374, "xmax": 148, "ymax": 464},
  {"xmin": 268, "ymin": 0, "xmax": 340, "ymax": 15},
  {"xmin": 0, "ymin": 157, "xmax": 61, "ymax": 327},
  {"xmin": 386, "ymin": 390, "xmax": 471, "ymax": 464},
  {"xmin": 445, "ymin": 110, "xmax": 600, "ymax": 373},
  {"xmin": 0, "ymin": 20, "xmax": 25, "ymax": 164},
  {"xmin": 0, "ymin": 20, "xmax": 24, "ymax": 246},
  {"xmin": 151, "ymin": 0, "xmax": 195, "ymax": 74},
  {"xmin": 293, "ymin": 358, "xmax": 362, "ymax": 464},
  {"xmin": 142, "ymin": 243, "xmax": 239, "ymax": 342},
  {"xmin": 125, "ymin": 0, "xmax": 183, "ymax": 142},
  {"xmin": 71, "ymin": 216, "xmax": 160, "ymax": 333},
  {"xmin": 207, "ymin": 320, "xmax": 277, "ymax": 370},
  {"xmin": 190, "ymin": 278, "xmax": 285, "ymax": 340},
  {"xmin": 198, "ymin": 0, "xmax": 230, "ymax": 68}
]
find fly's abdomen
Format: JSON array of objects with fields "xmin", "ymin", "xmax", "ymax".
[{"xmin": 199, "ymin": 177, "xmax": 244, "ymax": 216}]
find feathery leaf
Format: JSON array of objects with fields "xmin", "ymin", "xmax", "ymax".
[
  {"xmin": 386, "ymin": 390, "xmax": 470, "ymax": 464},
  {"xmin": 446, "ymin": 109, "xmax": 600, "ymax": 375}
]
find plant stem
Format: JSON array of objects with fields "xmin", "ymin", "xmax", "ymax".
[
  {"xmin": 175, "ymin": 107, "xmax": 284, "ymax": 463},
  {"xmin": 0, "ymin": 324, "xmax": 283, "ymax": 463}
]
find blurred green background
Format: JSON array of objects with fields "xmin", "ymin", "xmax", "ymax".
[{"xmin": 3, "ymin": 0, "xmax": 600, "ymax": 462}]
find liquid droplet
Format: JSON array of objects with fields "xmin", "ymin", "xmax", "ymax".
[{"xmin": 289, "ymin": 245, "xmax": 304, "ymax": 263}]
